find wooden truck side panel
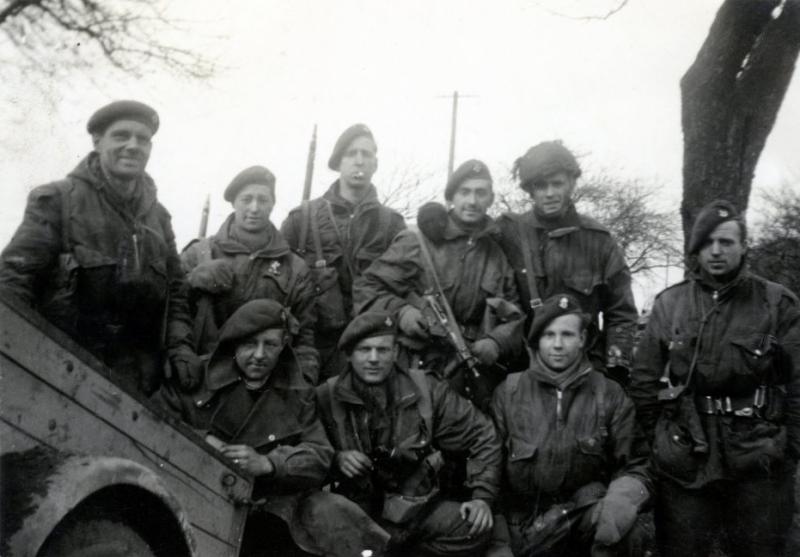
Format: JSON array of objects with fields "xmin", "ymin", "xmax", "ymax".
[{"xmin": 0, "ymin": 300, "xmax": 252, "ymax": 556}]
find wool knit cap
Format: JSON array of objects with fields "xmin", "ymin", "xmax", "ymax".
[
  {"xmin": 87, "ymin": 100, "xmax": 160, "ymax": 135},
  {"xmin": 445, "ymin": 159, "xmax": 493, "ymax": 200},
  {"xmin": 515, "ymin": 141, "xmax": 581, "ymax": 192},
  {"xmin": 224, "ymin": 165, "xmax": 276, "ymax": 203},
  {"xmin": 338, "ymin": 312, "xmax": 397, "ymax": 353},
  {"xmin": 218, "ymin": 299, "xmax": 298, "ymax": 345},
  {"xmin": 417, "ymin": 201, "xmax": 449, "ymax": 244},
  {"xmin": 528, "ymin": 294, "xmax": 590, "ymax": 345},
  {"xmin": 687, "ymin": 199, "xmax": 744, "ymax": 255},
  {"xmin": 328, "ymin": 123, "xmax": 375, "ymax": 171}
]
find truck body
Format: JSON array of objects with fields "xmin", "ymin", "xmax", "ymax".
[{"xmin": 0, "ymin": 297, "xmax": 252, "ymax": 556}]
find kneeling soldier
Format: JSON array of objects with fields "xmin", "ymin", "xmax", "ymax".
[
  {"xmin": 491, "ymin": 295, "xmax": 650, "ymax": 557},
  {"xmin": 155, "ymin": 300, "xmax": 388, "ymax": 557},
  {"xmin": 317, "ymin": 311, "xmax": 502, "ymax": 556}
]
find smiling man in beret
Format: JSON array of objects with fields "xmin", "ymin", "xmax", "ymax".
[
  {"xmin": 354, "ymin": 159, "xmax": 524, "ymax": 409},
  {"xmin": 495, "ymin": 141, "xmax": 638, "ymax": 387},
  {"xmin": 317, "ymin": 311, "xmax": 502, "ymax": 557},
  {"xmin": 492, "ymin": 294, "xmax": 650, "ymax": 556},
  {"xmin": 282, "ymin": 124, "xmax": 405, "ymax": 380},
  {"xmin": 0, "ymin": 99, "xmax": 200, "ymax": 395},
  {"xmin": 181, "ymin": 165, "xmax": 320, "ymax": 382},
  {"xmin": 630, "ymin": 199, "xmax": 800, "ymax": 557}
]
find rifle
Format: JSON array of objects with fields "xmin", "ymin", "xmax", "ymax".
[
  {"xmin": 421, "ymin": 292, "xmax": 481, "ymax": 381},
  {"xmin": 302, "ymin": 124, "xmax": 317, "ymax": 202},
  {"xmin": 198, "ymin": 194, "xmax": 210, "ymax": 238}
]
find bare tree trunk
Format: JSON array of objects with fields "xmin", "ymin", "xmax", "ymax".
[{"xmin": 681, "ymin": 0, "xmax": 800, "ymax": 252}]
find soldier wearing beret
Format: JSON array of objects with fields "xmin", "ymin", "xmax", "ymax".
[
  {"xmin": 495, "ymin": 141, "xmax": 638, "ymax": 386},
  {"xmin": 630, "ymin": 200, "xmax": 800, "ymax": 557},
  {"xmin": 281, "ymin": 124, "xmax": 406, "ymax": 381},
  {"xmin": 181, "ymin": 165, "xmax": 320, "ymax": 382},
  {"xmin": 353, "ymin": 159, "xmax": 524, "ymax": 409},
  {"xmin": 491, "ymin": 294, "xmax": 651, "ymax": 557},
  {"xmin": 0, "ymin": 100, "xmax": 201, "ymax": 395},
  {"xmin": 316, "ymin": 311, "xmax": 502, "ymax": 556},
  {"xmin": 155, "ymin": 299, "xmax": 389, "ymax": 557}
]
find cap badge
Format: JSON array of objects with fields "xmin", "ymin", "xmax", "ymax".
[
  {"xmin": 559, "ymin": 297, "xmax": 569, "ymax": 309},
  {"xmin": 384, "ymin": 317, "xmax": 393, "ymax": 327},
  {"xmin": 268, "ymin": 261, "xmax": 281, "ymax": 276},
  {"xmin": 718, "ymin": 209, "xmax": 729, "ymax": 218},
  {"xmin": 471, "ymin": 163, "xmax": 482, "ymax": 173}
]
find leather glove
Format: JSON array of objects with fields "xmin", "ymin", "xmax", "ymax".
[
  {"xmin": 187, "ymin": 259, "xmax": 234, "ymax": 294},
  {"xmin": 592, "ymin": 476, "xmax": 648, "ymax": 546},
  {"xmin": 398, "ymin": 305, "xmax": 429, "ymax": 339},
  {"xmin": 169, "ymin": 349, "xmax": 204, "ymax": 392},
  {"xmin": 471, "ymin": 338, "xmax": 500, "ymax": 366}
]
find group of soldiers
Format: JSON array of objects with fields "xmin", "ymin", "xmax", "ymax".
[{"xmin": 1, "ymin": 99, "xmax": 798, "ymax": 557}]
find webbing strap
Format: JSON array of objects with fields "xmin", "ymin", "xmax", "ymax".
[
  {"xmin": 407, "ymin": 368, "xmax": 433, "ymax": 438},
  {"xmin": 516, "ymin": 216, "xmax": 543, "ymax": 312}
]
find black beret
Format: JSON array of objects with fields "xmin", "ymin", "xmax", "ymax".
[
  {"xmin": 687, "ymin": 200, "xmax": 744, "ymax": 255},
  {"xmin": 87, "ymin": 100, "xmax": 160, "ymax": 135},
  {"xmin": 515, "ymin": 141, "xmax": 581, "ymax": 191},
  {"xmin": 328, "ymin": 123, "xmax": 375, "ymax": 171},
  {"xmin": 445, "ymin": 159, "xmax": 492, "ymax": 200},
  {"xmin": 224, "ymin": 165, "xmax": 276, "ymax": 203},
  {"xmin": 218, "ymin": 299, "xmax": 298, "ymax": 345},
  {"xmin": 528, "ymin": 294, "xmax": 589, "ymax": 345},
  {"xmin": 338, "ymin": 311, "xmax": 397, "ymax": 353}
]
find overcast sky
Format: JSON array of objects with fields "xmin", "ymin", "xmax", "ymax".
[{"xmin": 2, "ymin": 0, "xmax": 798, "ymax": 306}]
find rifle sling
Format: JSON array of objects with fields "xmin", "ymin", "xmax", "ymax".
[{"xmin": 517, "ymin": 216, "xmax": 543, "ymax": 312}]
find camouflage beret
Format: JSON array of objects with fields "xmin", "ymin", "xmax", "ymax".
[
  {"xmin": 87, "ymin": 100, "xmax": 160, "ymax": 135},
  {"xmin": 224, "ymin": 165, "xmax": 276, "ymax": 203},
  {"xmin": 338, "ymin": 312, "xmax": 397, "ymax": 353},
  {"xmin": 528, "ymin": 294, "xmax": 589, "ymax": 345},
  {"xmin": 445, "ymin": 159, "xmax": 492, "ymax": 200},
  {"xmin": 328, "ymin": 123, "xmax": 375, "ymax": 171},
  {"xmin": 515, "ymin": 141, "xmax": 581, "ymax": 191},
  {"xmin": 687, "ymin": 199, "xmax": 745, "ymax": 255},
  {"xmin": 218, "ymin": 299, "xmax": 298, "ymax": 345}
]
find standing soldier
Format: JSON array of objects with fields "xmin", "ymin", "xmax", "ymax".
[
  {"xmin": 181, "ymin": 166, "xmax": 320, "ymax": 382},
  {"xmin": 630, "ymin": 200, "xmax": 800, "ymax": 557},
  {"xmin": 354, "ymin": 160, "xmax": 524, "ymax": 408},
  {"xmin": 0, "ymin": 100, "xmax": 200, "ymax": 395},
  {"xmin": 496, "ymin": 141, "xmax": 637, "ymax": 385},
  {"xmin": 281, "ymin": 124, "xmax": 405, "ymax": 380},
  {"xmin": 316, "ymin": 311, "xmax": 502, "ymax": 557},
  {"xmin": 491, "ymin": 294, "xmax": 650, "ymax": 557}
]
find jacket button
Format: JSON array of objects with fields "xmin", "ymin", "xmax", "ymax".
[{"xmin": 268, "ymin": 434, "xmax": 276, "ymax": 442}]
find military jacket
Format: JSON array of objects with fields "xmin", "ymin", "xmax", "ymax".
[
  {"xmin": 181, "ymin": 215, "xmax": 318, "ymax": 376},
  {"xmin": 0, "ymin": 154, "xmax": 193, "ymax": 390},
  {"xmin": 281, "ymin": 181, "xmax": 405, "ymax": 325},
  {"xmin": 630, "ymin": 266, "xmax": 800, "ymax": 487},
  {"xmin": 316, "ymin": 367, "xmax": 501, "ymax": 510},
  {"xmin": 353, "ymin": 215, "xmax": 523, "ymax": 360},
  {"xmin": 491, "ymin": 356, "xmax": 645, "ymax": 512},
  {"xmin": 156, "ymin": 347, "xmax": 332, "ymax": 496},
  {"xmin": 496, "ymin": 205, "xmax": 637, "ymax": 363}
]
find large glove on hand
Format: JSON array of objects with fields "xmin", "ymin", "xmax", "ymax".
[
  {"xmin": 169, "ymin": 349, "xmax": 204, "ymax": 392},
  {"xmin": 471, "ymin": 338, "xmax": 500, "ymax": 366},
  {"xmin": 592, "ymin": 476, "xmax": 648, "ymax": 546},
  {"xmin": 398, "ymin": 305, "xmax": 429, "ymax": 339},
  {"xmin": 187, "ymin": 259, "xmax": 234, "ymax": 294}
]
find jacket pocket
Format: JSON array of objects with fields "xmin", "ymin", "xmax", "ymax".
[
  {"xmin": 563, "ymin": 271, "xmax": 602, "ymax": 297},
  {"xmin": 722, "ymin": 419, "xmax": 787, "ymax": 478},
  {"xmin": 310, "ymin": 264, "xmax": 348, "ymax": 331},
  {"xmin": 727, "ymin": 333, "xmax": 779, "ymax": 382}
]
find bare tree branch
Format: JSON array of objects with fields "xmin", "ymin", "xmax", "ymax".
[{"xmin": 533, "ymin": 0, "xmax": 630, "ymax": 21}]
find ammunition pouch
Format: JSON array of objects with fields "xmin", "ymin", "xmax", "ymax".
[{"xmin": 694, "ymin": 385, "xmax": 785, "ymax": 421}]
